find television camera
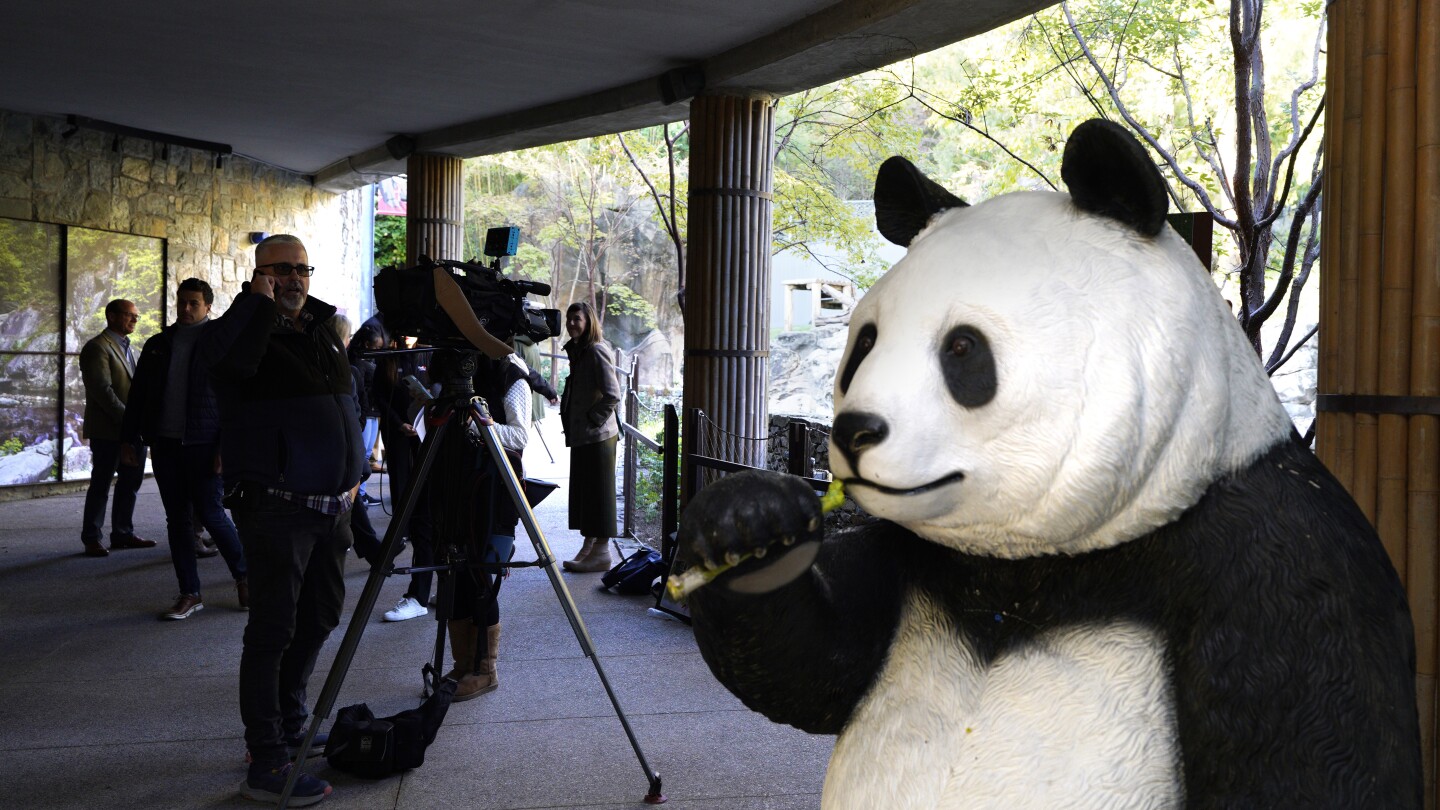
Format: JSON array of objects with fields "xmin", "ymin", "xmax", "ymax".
[{"xmin": 373, "ymin": 226, "xmax": 561, "ymax": 355}]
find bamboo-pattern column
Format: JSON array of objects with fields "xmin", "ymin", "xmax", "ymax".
[
  {"xmin": 1318, "ymin": 0, "xmax": 1440, "ymax": 803},
  {"xmin": 682, "ymin": 94, "xmax": 776, "ymax": 498},
  {"xmin": 1413, "ymin": 0, "xmax": 1440, "ymax": 803},
  {"xmin": 406, "ymin": 153, "xmax": 464, "ymax": 265}
]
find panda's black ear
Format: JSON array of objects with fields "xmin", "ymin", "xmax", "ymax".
[
  {"xmin": 1061, "ymin": 119, "xmax": 1168, "ymax": 237},
  {"xmin": 873, "ymin": 156, "xmax": 968, "ymax": 247}
]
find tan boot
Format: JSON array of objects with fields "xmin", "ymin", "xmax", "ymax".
[
  {"xmin": 455, "ymin": 623, "xmax": 499, "ymax": 701},
  {"xmin": 445, "ymin": 620, "xmax": 475, "ymax": 682},
  {"xmin": 562, "ymin": 537, "xmax": 596, "ymax": 570},
  {"xmin": 567, "ymin": 538, "xmax": 614, "ymax": 573}
]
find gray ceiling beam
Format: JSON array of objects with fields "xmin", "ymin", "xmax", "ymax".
[{"xmin": 315, "ymin": 0, "xmax": 1054, "ymax": 191}]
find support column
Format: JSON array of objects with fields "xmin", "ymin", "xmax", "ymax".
[
  {"xmin": 681, "ymin": 94, "xmax": 776, "ymax": 500},
  {"xmin": 1318, "ymin": 0, "xmax": 1439, "ymax": 803},
  {"xmin": 406, "ymin": 153, "xmax": 464, "ymax": 265}
]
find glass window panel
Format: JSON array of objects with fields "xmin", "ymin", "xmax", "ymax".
[
  {"xmin": 65, "ymin": 227, "xmax": 164, "ymax": 352},
  {"xmin": 0, "ymin": 352, "xmax": 60, "ymax": 485},
  {"xmin": 61, "ymin": 353, "xmax": 90, "ymax": 481},
  {"xmin": 0, "ymin": 218, "xmax": 62, "ymax": 353}
]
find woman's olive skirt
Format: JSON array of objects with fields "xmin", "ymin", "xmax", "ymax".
[{"xmin": 569, "ymin": 435, "xmax": 618, "ymax": 537}]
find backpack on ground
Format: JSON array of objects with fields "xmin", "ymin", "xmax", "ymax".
[{"xmin": 601, "ymin": 547, "xmax": 666, "ymax": 596}]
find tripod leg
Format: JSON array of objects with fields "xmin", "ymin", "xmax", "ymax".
[
  {"xmin": 532, "ymin": 419, "xmax": 554, "ymax": 463},
  {"xmin": 276, "ymin": 417, "xmax": 453, "ymax": 809},
  {"xmin": 472, "ymin": 403, "xmax": 665, "ymax": 804},
  {"xmin": 426, "ymin": 561, "xmax": 459, "ymax": 698}
]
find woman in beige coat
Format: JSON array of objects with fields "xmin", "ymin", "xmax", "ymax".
[{"xmin": 559, "ymin": 301, "xmax": 622, "ymax": 572}]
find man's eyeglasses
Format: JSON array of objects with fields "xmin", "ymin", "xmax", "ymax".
[{"xmin": 255, "ymin": 263, "xmax": 316, "ymax": 277}]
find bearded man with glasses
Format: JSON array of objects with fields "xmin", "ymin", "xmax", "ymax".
[{"xmin": 199, "ymin": 233, "xmax": 363, "ymax": 806}]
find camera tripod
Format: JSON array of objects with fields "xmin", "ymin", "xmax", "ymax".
[{"xmin": 279, "ymin": 349, "xmax": 664, "ymax": 807}]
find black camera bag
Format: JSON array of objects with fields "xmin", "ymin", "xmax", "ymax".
[{"xmin": 325, "ymin": 678, "xmax": 457, "ymax": 779}]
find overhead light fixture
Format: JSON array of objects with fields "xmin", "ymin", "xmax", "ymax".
[
  {"xmin": 659, "ymin": 66, "xmax": 705, "ymax": 105},
  {"xmin": 385, "ymin": 134, "xmax": 417, "ymax": 160}
]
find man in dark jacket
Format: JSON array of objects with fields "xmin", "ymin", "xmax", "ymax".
[
  {"xmin": 122, "ymin": 278, "xmax": 247, "ymax": 620},
  {"xmin": 201, "ymin": 234, "xmax": 362, "ymax": 807}
]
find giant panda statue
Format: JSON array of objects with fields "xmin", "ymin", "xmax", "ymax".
[{"xmin": 675, "ymin": 119, "xmax": 1421, "ymax": 809}]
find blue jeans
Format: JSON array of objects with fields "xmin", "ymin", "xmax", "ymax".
[
  {"xmin": 150, "ymin": 438, "xmax": 245, "ymax": 595},
  {"xmin": 233, "ymin": 487, "xmax": 351, "ymax": 767},
  {"xmin": 81, "ymin": 437, "xmax": 146, "ymax": 545},
  {"xmin": 358, "ymin": 417, "xmax": 379, "ymax": 497}
]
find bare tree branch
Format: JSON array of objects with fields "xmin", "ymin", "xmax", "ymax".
[
  {"xmin": 1265, "ymin": 17, "xmax": 1326, "ymax": 205},
  {"xmin": 905, "ymin": 89, "xmax": 1058, "ymax": 189},
  {"xmin": 1061, "ymin": 0, "xmax": 1237, "ymax": 228},
  {"xmin": 1173, "ymin": 44, "xmax": 1235, "ymax": 205},
  {"xmin": 1254, "ymin": 163, "xmax": 1322, "ymax": 326},
  {"xmin": 1267, "ymin": 323, "xmax": 1317, "ymax": 376},
  {"xmin": 1256, "ymin": 96, "xmax": 1324, "ymax": 231}
]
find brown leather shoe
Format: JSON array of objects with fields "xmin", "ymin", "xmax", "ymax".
[
  {"xmin": 161, "ymin": 593, "xmax": 204, "ymax": 620},
  {"xmin": 236, "ymin": 578, "xmax": 249, "ymax": 611},
  {"xmin": 110, "ymin": 534, "xmax": 157, "ymax": 550},
  {"xmin": 83, "ymin": 542, "xmax": 109, "ymax": 558}
]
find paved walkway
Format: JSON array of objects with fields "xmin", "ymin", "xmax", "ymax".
[{"xmin": 0, "ymin": 412, "xmax": 831, "ymax": 809}]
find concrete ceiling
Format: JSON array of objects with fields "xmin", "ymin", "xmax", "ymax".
[{"xmin": 2, "ymin": 0, "xmax": 1052, "ymax": 190}]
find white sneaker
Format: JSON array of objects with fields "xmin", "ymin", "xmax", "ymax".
[{"xmin": 383, "ymin": 596, "xmax": 426, "ymax": 622}]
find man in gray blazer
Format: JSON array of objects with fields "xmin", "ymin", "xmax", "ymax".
[{"xmin": 79, "ymin": 298, "xmax": 155, "ymax": 557}]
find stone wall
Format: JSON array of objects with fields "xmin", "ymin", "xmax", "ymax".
[{"xmin": 0, "ymin": 110, "xmax": 369, "ymax": 322}]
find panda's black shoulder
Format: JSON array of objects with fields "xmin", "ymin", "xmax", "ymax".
[{"xmin": 1150, "ymin": 438, "xmax": 1421, "ymax": 805}]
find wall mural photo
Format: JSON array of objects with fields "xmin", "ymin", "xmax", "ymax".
[{"xmin": 0, "ymin": 217, "xmax": 163, "ymax": 486}]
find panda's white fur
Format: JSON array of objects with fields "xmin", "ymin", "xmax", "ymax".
[
  {"xmin": 827, "ymin": 599, "xmax": 1179, "ymax": 810},
  {"xmin": 832, "ymin": 191, "xmax": 1294, "ymax": 558}
]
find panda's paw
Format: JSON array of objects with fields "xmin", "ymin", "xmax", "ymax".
[{"xmin": 673, "ymin": 470, "xmax": 823, "ymax": 597}]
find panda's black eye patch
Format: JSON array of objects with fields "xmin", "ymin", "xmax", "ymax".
[
  {"xmin": 939, "ymin": 325, "xmax": 996, "ymax": 408},
  {"xmin": 839, "ymin": 323, "xmax": 877, "ymax": 395}
]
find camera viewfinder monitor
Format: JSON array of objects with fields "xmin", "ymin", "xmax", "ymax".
[{"xmin": 484, "ymin": 226, "xmax": 520, "ymax": 258}]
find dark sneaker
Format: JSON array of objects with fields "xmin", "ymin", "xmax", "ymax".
[
  {"xmin": 240, "ymin": 761, "xmax": 331, "ymax": 806},
  {"xmin": 236, "ymin": 578, "xmax": 249, "ymax": 611},
  {"xmin": 245, "ymin": 732, "xmax": 329, "ymax": 764},
  {"xmin": 283, "ymin": 731, "xmax": 329, "ymax": 759},
  {"xmin": 160, "ymin": 594, "xmax": 203, "ymax": 620}
]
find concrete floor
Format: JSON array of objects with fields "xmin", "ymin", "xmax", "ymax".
[{"xmin": 0, "ymin": 414, "xmax": 832, "ymax": 809}]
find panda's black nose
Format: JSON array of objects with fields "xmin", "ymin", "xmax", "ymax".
[{"xmin": 833, "ymin": 411, "xmax": 888, "ymax": 469}]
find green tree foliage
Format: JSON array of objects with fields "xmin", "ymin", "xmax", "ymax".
[
  {"xmin": 618, "ymin": 124, "xmax": 689, "ymax": 308},
  {"xmin": 463, "ymin": 139, "xmax": 650, "ymax": 331},
  {"xmin": 0, "ymin": 219, "xmax": 61, "ymax": 350},
  {"xmin": 0, "ymin": 219, "xmax": 59, "ymax": 316},
  {"xmin": 776, "ymin": 0, "xmax": 1324, "ymax": 373},
  {"xmin": 605, "ymin": 283, "xmax": 657, "ymax": 330},
  {"xmin": 67, "ymin": 227, "xmax": 163, "ymax": 342},
  {"xmin": 374, "ymin": 215, "xmax": 407, "ymax": 270}
]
